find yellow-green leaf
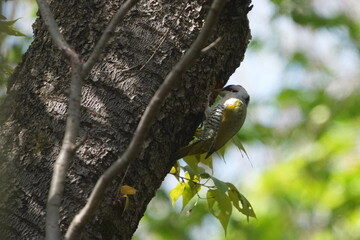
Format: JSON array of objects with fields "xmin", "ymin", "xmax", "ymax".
[
  {"xmin": 200, "ymin": 173, "xmax": 211, "ymax": 179},
  {"xmin": 170, "ymin": 166, "xmax": 177, "ymax": 175},
  {"xmin": 123, "ymin": 196, "xmax": 130, "ymax": 214},
  {"xmin": 0, "ymin": 18, "xmax": 25, "ymax": 36},
  {"xmin": 207, "ymin": 189, "xmax": 232, "ymax": 235},
  {"xmin": 182, "ymin": 165, "xmax": 196, "ymax": 179},
  {"xmin": 212, "ymin": 177, "xmax": 229, "ymax": 195},
  {"xmin": 119, "ymin": 185, "xmax": 137, "ymax": 196},
  {"xmin": 199, "ymin": 154, "xmax": 214, "ymax": 171},
  {"xmin": 182, "ymin": 180, "xmax": 201, "ymax": 210},
  {"xmin": 216, "ymin": 144, "xmax": 227, "ymax": 159},
  {"xmin": 170, "ymin": 161, "xmax": 181, "ymax": 180},
  {"xmin": 169, "ymin": 182, "xmax": 185, "ymax": 206},
  {"xmin": 232, "ymin": 134, "xmax": 249, "ymax": 159},
  {"xmin": 227, "ymin": 183, "xmax": 256, "ymax": 221},
  {"xmin": 183, "ymin": 155, "xmax": 200, "ymax": 173}
]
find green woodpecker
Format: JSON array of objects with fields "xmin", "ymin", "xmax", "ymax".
[{"xmin": 176, "ymin": 85, "xmax": 249, "ymax": 159}]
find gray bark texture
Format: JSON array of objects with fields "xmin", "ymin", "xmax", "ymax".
[{"xmin": 0, "ymin": 0, "xmax": 251, "ymax": 239}]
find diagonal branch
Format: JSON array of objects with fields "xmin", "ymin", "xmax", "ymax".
[{"xmin": 65, "ymin": 0, "xmax": 227, "ymax": 239}]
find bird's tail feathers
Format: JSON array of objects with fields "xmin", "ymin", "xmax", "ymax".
[{"xmin": 174, "ymin": 139, "xmax": 212, "ymax": 160}]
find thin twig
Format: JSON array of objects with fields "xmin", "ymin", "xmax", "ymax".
[
  {"xmin": 37, "ymin": 1, "xmax": 83, "ymax": 239},
  {"xmin": 138, "ymin": 5, "xmax": 186, "ymax": 71},
  {"xmin": 201, "ymin": 36, "xmax": 222, "ymax": 53},
  {"xmin": 121, "ymin": 5, "xmax": 186, "ymax": 73},
  {"xmin": 169, "ymin": 173, "xmax": 216, "ymax": 189},
  {"xmin": 119, "ymin": 164, "xmax": 130, "ymax": 187},
  {"xmin": 138, "ymin": 28, "xmax": 169, "ymax": 71},
  {"xmin": 82, "ymin": 0, "xmax": 141, "ymax": 76},
  {"xmin": 65, "ymin": 0, "xmax": 227, "ymax": 239}
]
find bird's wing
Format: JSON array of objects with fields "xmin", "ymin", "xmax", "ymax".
[
  {"xmin": 174, "ymin": 138, "xmax": 213, "ymax": 160},
  {"xmin": 205, "ymin": 98, "xmax": 246, "ymax": 158},
  {"xmin": 174, "ymin": 103, "xmax": 224, "ymax": 160}
]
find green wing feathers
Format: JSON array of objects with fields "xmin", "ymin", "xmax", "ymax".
[{"xmin": 174, "ymin": 138, "xmax": 213, "ymax": 160}]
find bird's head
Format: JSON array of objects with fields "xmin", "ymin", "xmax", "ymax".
[{"xmin": 217, "ymin": 85, "xmax": 250, "ymax": 105}]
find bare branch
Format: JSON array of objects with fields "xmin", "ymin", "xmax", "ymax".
[
  {"xmin": 45, "ymin": 60, "xmax": 82, "ymax": 240},
  {"xmin": 82, "ymin": 0, "xmax": 141, "ymax": 76},
  {"xmin": 36, "ymin": 0, "xmax": 71, "ymax": 51},
  {"xmin": 65, "ymin": 0, "xmax": 227, "ymax": 239},
  {"xmin": 36, "ymin": 1, "xmax": 83, "ymax": 240},
  {"xmin": 138, "ymin": 5, "xmax": 186, "ymax": 71}
]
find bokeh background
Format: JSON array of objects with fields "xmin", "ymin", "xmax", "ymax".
[{"xmin": 1, "ymin": 0, "xmax": 359, "ymax": 239}]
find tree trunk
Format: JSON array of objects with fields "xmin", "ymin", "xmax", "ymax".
[{"xmin": 0, "ymin": 0, "xmax": 251, "ymax": 239}]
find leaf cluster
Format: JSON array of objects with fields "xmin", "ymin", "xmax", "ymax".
[{"xmin": 169, "ymin": 146, "xmax": 256, "ymax": 234}]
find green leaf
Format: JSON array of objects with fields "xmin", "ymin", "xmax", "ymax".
[
  {"xmin": 169, "ymin": 173, "xmax": 201, "ymax": 210},
  {"xmin": 182, "ymin": 182, "xmax": 199, "ymax": 210},
  {"xmin": 212, "ymin": 177, "xmax": 229, "ymax": 195},
  {"xmin": 170, "ymin": 161, "xmax": 181, "ymax": 181},
  {"xmin": 232, "ymin": 134, "xmax": 249, "ymax": 159},
  {"xmin": 199, "ymin": 154, "xmax": 214, "ymax": 171},
  {"xmin": 169, "ymin": 182, "xmax": 185, "ymax": 206},
  {"xmin": 200, "ymin": 173, "xmax": 211, "ymax": 179},
  {"xmin": 227, "ymin": 183, "xmax": 256, "ymax": 221},
  {"xmin": 0, "ymin": 18, "xmax": 25, "ymax": 36},
  {"xmin": 122, "ymin": 196, "xmax": 130, "ymax": 214},
  {"xmin": 183, "ymin": 155, "xmax": 200, "ymax": 173},
  {"xmin": 207, "ymin": 189, "xmax": 232, "ymax": 235},
  {"xmin": 182, "ymin": 165, "xmax": 196, "ymax": 179},
  {"xmin": 182, "ymin": 174, "xmax": 201, "ymax": 210},
  {"xmin": 216, "ymin": 143, "xmax": 227, "ymax": 159}
]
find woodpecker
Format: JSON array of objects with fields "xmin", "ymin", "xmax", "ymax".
[{"xmin": 176, "ymin": 85, "xmax": 250, "ymax": 159}]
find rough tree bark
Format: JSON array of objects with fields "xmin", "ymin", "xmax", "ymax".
[{"xmin": 0, "ymin": 0, "xmax": 251, "ymax": 239}]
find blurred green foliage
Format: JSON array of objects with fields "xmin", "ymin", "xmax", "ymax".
[
  {"xmin": 0, "ymin": 15, "xmax": 24, "ymax": 87},
  {"xmin": 0, "ymin": 1, "xmax": 35, "ymax": 95},
  {"xmin": 271, "ymin": 0, "xmax": 360, "ymax": 50}
]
